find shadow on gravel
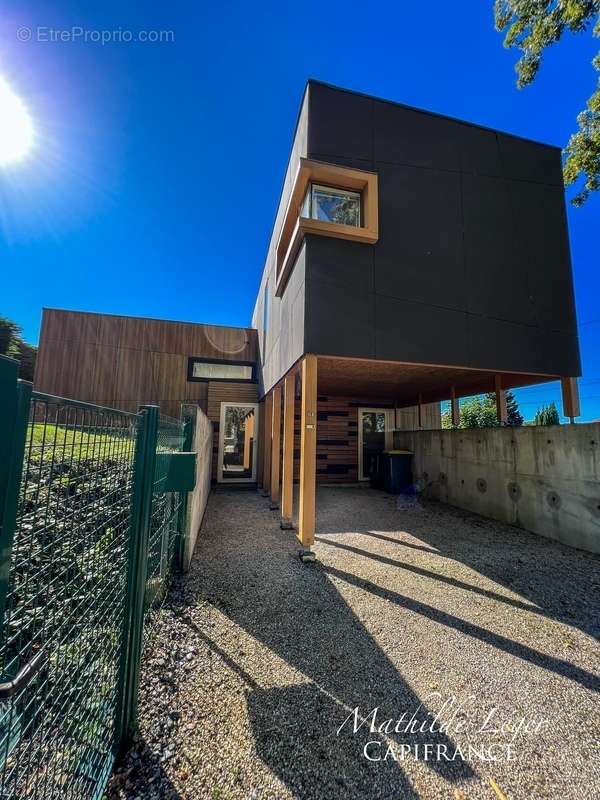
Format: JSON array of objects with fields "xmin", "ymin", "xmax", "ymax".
[
  {"xmin": 246, "ymin": 683, "xmax": 419, "ymax": 800},
  {"xmin": 178, "ymin": 491, "xmax": 478, "ymax": 799},
  {"xmin": 316, "ymin": 489, "xmax": 600, "ymax": 643},
  {"xmin": 107, "ymin": 737, "xmax": 185, "ymax": 800},
  {"xmin": 323, "ymin": 564, "xmax": 600, "ymax": 694}
]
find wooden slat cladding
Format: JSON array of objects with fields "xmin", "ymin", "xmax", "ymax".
[
  {"xmin": 39, "ymin": 309, "xmax": 257, "ymax": 359},
  {"xmin": 34, "ymin": 309, "xmax": 258, "ymax": 422},
  {"xmin": 206, "ymin": 382, "xmax": 259, "ymax": 423},
  {"xmin": 293, "ymin": 395, "xmax": 441, "ymax": 484}
]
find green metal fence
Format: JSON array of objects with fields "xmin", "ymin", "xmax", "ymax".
[{"xmin": 0, "ymin": 355, "xmax": 193, "ymax": 799}]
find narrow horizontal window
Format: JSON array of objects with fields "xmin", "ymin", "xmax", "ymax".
[
  {"xmin": 187, "ymin": 358, "xmax": 254, "ymax": 382},
  {"xmin": 302, "ymin": 183, "xmax": 361, "ymax": 227}
]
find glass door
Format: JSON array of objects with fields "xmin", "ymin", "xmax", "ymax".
[
  {"xmin": 217, "ymin": 402, "xmax": 259, "ymax": 483},
  {"xmin": 358, "ymin": 408, "xmax": 394, "ymax": 481}
]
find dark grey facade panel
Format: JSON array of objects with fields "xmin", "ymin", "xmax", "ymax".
[
  {"xmin": 508, "ymin": 181, "xmax": 578, "ymax": 335},
  {"xmin": 308, "ymin": 82, "xmax": 567, "ymax": 181},
  {"xmin": 456, "ymin": 124, "xmax": 504, "ymax": 177},
  {"xmin": 374, "ymin": 294, "xmax": 470, "ymax": 365},
  {"xmin": 306, "ymin": 235, "xmax": 374, "ymax": 294},
  {"xmin": 305, "ymin": 271, "xmax": 376, "ymax": 359},
  {"xmin": 307, "ymin": 84, "xmax": 373, "ymax": 165},
  {"xmin": 497, "ymin": 134, "xmax": 564, "ymax": 186},
  {"xmin": 300, "ymin": 81, "xmax": 580, "ymax": 378},
  {"xmin": 465, "ymin": 315, "xmax": 580, "ymax": 376},
  {"xmin": 462, "ymin": 173, "xmax": 537, "ymax": 326},
  {"xmin": 374, "ymin": 163, "xmax": 465, "ymax": 311},
  {"xmin": 373, "ymin": 98, "xmax": 462, "ymax": 171},
  {"xmin": 251, "ymin": 90, "xmax": 309, "ymax": 395},
  {"xmin": 541, "ymin": 330, "xmax": 581, "ymax": 376},
  {"xmin": 466, "ymin": 314, "xmax": 547, "ymax": 373},
  {"xmin": 253, "ymin": 81, "xmax": 580, "ymax": 388},
  {"xmin": 306, "ymin": 240, "xmax": 580, "ymax": 376}
]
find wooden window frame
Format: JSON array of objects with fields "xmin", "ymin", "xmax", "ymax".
[
  {"xmin": 275, "ymin": 158, "xmax": 379, "ymax": 297},
  {"xmin": 357, "ymin": 407, "xmax": 394, "ymax": 481},
  {"xmin": 217, "ymin": 401, "xmax": 259, "ymax": 483},
  {"xmin": 187, "ymin": 356, "xmax": 257, "ymax": 384}
]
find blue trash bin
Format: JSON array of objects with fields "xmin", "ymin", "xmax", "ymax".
[{"xmin": 382, "ymin": 450, "xmax": 413, "ymax": 493}]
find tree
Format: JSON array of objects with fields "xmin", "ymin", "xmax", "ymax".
[
  {"xmin": 0, "ymin": 315, "xmax": 37, "ymax": 381},
  {"xmin": 495, "ymin": 1, "xmax": 600, "ymax": 205},
  {"xmin": 16, "ymin": 340, "xmax": 37, "ymax": 382},
  {"xmin": 0, "ymin": 316, "xmax": 20, "ymax": 358},
  {"xmin": 534, "ymin": 401, "xmax": 561, "ymax": 425},
  {"xmin": 462, "ymin": 394, "xmax": 499, "ymax": 428},
  {"xmin": 504, "ymin": 389, "xmax": 524, "ymax": 426},
  {"xmin": 441, "ymin": 390, "xmax": 524, "ymax": 428}
]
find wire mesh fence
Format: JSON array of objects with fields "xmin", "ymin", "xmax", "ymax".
[
  {"xmin": 144, "ymin": 414, "xmax": 187, "ymax": 621},
  {"xmin": 0, "ymin": 395, "xmax": 139, "ymax": 799},
  {"xmin": 0, "ymin": 358, "xmax": 192, "ymax": 800}
]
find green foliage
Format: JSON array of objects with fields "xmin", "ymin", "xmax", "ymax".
[
  {"xmin": 28, "ymin": 423, "xmax": 130, "ymax": 462},
  {"xmin": 0, "ymin": 313, "xmax": 37, "ymax": 380},
  {"xmin": 0, "ymin": 315, "xmax": 20, "ymax": 358},
  {"xmin": 16, "ymin": 340, "xmax": 37, "ymax": 381},
  {"xmin": 564, "ymin": 54, "xmax": 600, "ymax": 205},
  {"xmin": 504, "ymin": 389, "xmax": 524, "ymax": 425},
  {"xmin": 462, "ymin": 394, "xmax": 499, "ymax": 428},
  {"xmin": 534, "ymin": 401, "xmax": 561, "ymax": 425},
  {"xmin": 441, "ymin": 390, "xmax": 523, "ymax": 428},
  {"xmin": 495, "ymin": 0, "xmax": 600, "ymax": 205}
]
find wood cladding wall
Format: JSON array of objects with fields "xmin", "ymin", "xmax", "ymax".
[
  {"xmin": 206, "ymin": 382, "xmax": 259, "ymax": 480},
  {"xmin": 35, "ymin": 309, "xmax": 258, "ymax": 420},
  {"xmin": 287, "ymin": 395, "xmax": 440, "ymax": 484}
]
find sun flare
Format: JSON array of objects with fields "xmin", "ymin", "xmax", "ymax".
[{"xmin": 0, "ymin": 77, "xmax": 34, "ymax": 166}]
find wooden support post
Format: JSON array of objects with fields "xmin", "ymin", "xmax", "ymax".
[
  {"xmin": 495, "ymin": 375, "xmax": 507, "ymax": 425},
  {"xmin": 270, "ymin": 386, "xmax": 282, "ymax": 508},
  {"xmin": 243, "ymin": 413, "xmax": 253, "ymax": 470},
  {"xmin": 281, "ymin": 374, "xmax": 295, "ymax": 529},
  {"xmin": 262, "ymin": 392, "xmax": 272, "ymax": 497},
  {"xmin": 561, "ymin": 377, "xmax": 580, "ymax": 423},
  {"xmin": 450, "ymin": 386, "xmax": 460, "ymax": 428},
  {"xmin": 256, "ymin": 401, "xmax": 265, "ymax": 489},
  {"xmin": 298, "ymin": 355, "xmax": 317, "ymax": 551},
  {"xmin": 417, "ymin": 393, "xmax": 423, "ymax": 429}
]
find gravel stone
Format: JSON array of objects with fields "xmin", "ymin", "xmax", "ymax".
[{"xmin": 108, "ymin": 487, "xmax": 600, "ymax": 800}]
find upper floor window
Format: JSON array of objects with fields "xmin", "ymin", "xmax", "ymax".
[
  {"xmin": 275, "ymin": 159, "xmax": 378, "ymax": 297},
  {"xmin": 301, "ymin": 183, "xmax": 361, "ymax": 227},
  {"xmin": 187, "ymin": 357, "xmax": 255, "ymax": 382}
]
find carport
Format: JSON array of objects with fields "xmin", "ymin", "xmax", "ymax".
[{"xmin": 257, "ymin": 354, "xmax": 581, "ymax": 555}]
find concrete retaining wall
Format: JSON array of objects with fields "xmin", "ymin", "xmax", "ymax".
[{"xmin": 394, "ymin": 423, "xmax": 600, "ymax": 554}]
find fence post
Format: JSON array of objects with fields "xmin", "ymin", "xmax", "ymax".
[
  {"xmin": 0, "ymin": 357, "xmax": 32, "ymax": 631},
  {"xmin": 116, "ymin": 404, "xmax": 159, "ymax": 754},
  {"xmin": 176, "ymin": 415, "xmax": 194, "ymax": 570}
]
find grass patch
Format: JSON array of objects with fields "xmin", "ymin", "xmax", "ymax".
[{"xmin": 26, "ymin": 423, "xmax": 135, "ymax": 462}]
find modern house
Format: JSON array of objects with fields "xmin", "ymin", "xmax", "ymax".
[{"xmin": 34, "ymin": 80, "xmax": 581, "ymax": 554}]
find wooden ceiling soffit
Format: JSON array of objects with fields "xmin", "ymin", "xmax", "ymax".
[{"xmin": 315, "ymin": 356, "xmax": 558, "ymax": 407}]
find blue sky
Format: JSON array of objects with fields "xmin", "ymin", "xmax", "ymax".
[{"xmin": 1, "ymin": 1, "xmax": 598, "ymax": 421}]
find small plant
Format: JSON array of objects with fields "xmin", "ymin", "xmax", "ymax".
[{"xmin": 232, "ymin": 765, "xmax": 243, "ymax": 783}]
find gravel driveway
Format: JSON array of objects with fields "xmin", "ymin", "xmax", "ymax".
[{"xmin": 109, "ymin": 487, "xmax": 600, "ymax": 800}]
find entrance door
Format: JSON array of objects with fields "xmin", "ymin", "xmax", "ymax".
[
  {"xmin": 357, "ymin": 408, "xmax": 394, "ymax": 481},
  {"xmin": 217, "ymin": 402, "xmax": 259, "ymax": 483}
]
